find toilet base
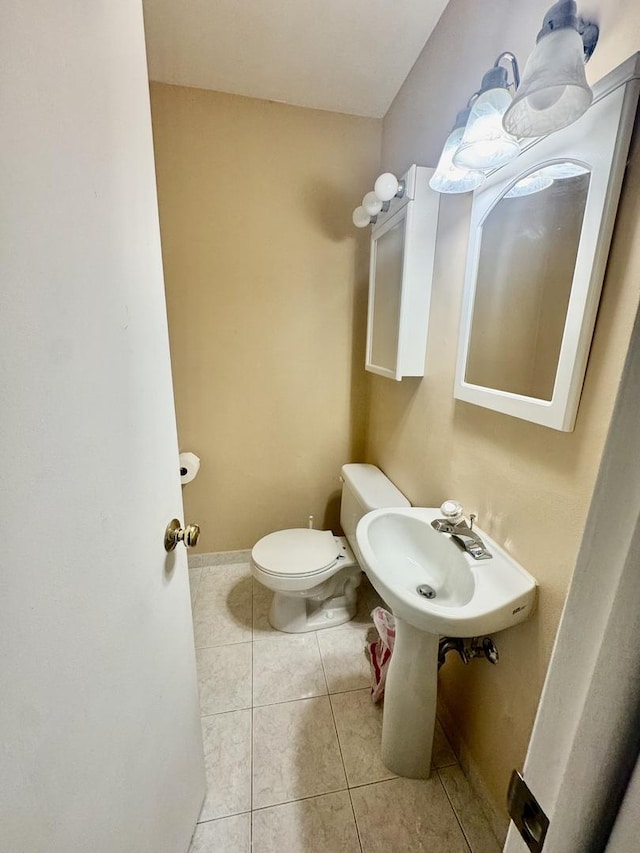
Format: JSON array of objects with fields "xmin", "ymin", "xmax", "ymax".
[{"xmin": 268, "ymin": 579, "xmax": 359, "ymax": 633}]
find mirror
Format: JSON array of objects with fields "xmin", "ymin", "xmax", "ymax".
[
  {"xmin": 366, "ymin": 165, "xmax": 440, "ymax": 380},
  {"xmin": 454, "ymin": 57, "xmax": 640, "ymax": 431},
  {"xmin": 465, "ymin": 164, "xmax": 590, "ymax": 401}
]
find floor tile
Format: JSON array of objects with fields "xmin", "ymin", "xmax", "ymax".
[
  {"xmin": 330, "ymin": 689, "xmax": 395, "ymax": 787},
  {"xmin": 252, "ymin": 791, "xmax": 361, "ymax": 853},
  {"xmin": 189, "ymin": 813, "xmax": 251, "ymax": 853},
  {"xmin": 189, "ymin": 567, "xmax": 203, "ymax": 608},
  {"xmin": 350, "ymin": 776, "xmax": 470, "ymax": 853},
  {"xmin": 200, "ymin": 710, "xmax": 251, "ymax": 821},
  {"xmin": 253, "ymin": 634, "xmax": 327, "ymax": 706},
  {"xmin": 197, "ymin": 643, "xmax": 252, "ymax": 715},
  {"xmin": 438, "ymin": 765, "xmax": 501, "ymax": 853},
  {"xmin": 252, "ymin": 697, "xmax": 347, "ymax": 809},
  {"xmin": 190, "ymin": 550, "xmax": 251, "ymax": 569},
  {"xmin": 193, "ymin": 575, "xmax": 253, "ymax": 648},
  {"xmin": 198, "ymin": 563, "xmax": 251, "ymax": 597},
  {"xmin": 318, "ymin": 625, "xmax": 371, "ymax": 693}
]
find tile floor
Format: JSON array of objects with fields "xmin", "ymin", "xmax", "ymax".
[{"xmin": 188, "ymin": 560, "xmax": 502, "ymax": 853}]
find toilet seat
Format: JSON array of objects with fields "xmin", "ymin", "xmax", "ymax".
[{"xmin": 252, "ymin": 528, "xmax": 341, "ymax": 578}]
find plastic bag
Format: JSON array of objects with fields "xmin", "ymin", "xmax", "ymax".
[{"xmin": 365, "ymin": 607, "xmax": 395, "ymax": 703}]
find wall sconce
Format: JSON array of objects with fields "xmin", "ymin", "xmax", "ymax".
[
  {"xmin": 453, "ymin": 53, "xmax": 521, "ymax": 172},
  {"xmin": 428, "ymin": 106, "xmax": 487, "ymax": 194},
  {"xmin": 352, "ymin": 172, "xmax": 407, "ymax": 228},
  {"xmin": 429, "ymin": 1, "xmax": 598, "ymax": 194},
  {"xmin": 502, "ymin": 1, "xmax": 599, "ymax": 138}
]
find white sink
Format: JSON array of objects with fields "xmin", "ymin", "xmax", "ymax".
[
  {"xmin": 355, "ymin": 506, "xmax": 537, "ymax": 780},
  {"xmin": 356, "ymin": 507, "xmax": 536, "ymax": 637}
]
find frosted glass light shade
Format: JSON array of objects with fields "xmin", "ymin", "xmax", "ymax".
[
  {"xmin": 429, "ymin": 127, "xmax": 486, "ymax": 193},
  {"xmin": 502, "ymin": 27, "xmax": 593, "ymax": 138},
  {"xmin": 453, "ymin": 88, "xmax": 520, "ymax": 171}
]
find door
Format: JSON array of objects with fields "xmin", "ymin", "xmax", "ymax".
[
  {"xmin": 504, "ymin": 299, "xmax": 640, "ymax": 850},
  {"xmin": 0, "ymin": 2, "xmax": 205, "ymax": 851}
]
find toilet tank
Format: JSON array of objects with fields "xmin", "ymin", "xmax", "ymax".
[{"xmin": 340, "ymin": 463, "xmax": 410, "ymax": 557}]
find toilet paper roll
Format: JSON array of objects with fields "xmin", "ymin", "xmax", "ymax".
[{"xmin": 179, "ymin": 452, "xmax": 200, "ymax": 486}]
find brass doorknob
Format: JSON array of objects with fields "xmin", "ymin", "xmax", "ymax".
[{"xmin": 164, "ymin": 519, "xmax": 200, "ymax": 552}]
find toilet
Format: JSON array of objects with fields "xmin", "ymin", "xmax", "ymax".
[{"xmin": 251, "ymin": 463, "xmax": 410, "ymax": 633}]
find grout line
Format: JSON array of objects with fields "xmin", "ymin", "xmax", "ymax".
[
  {"xmin": 327, "ymin": 684, "xmax": 371, "ymax": 697},
  {"xmin": 323, "ymin": 660, "xmax": 363, "ymax": 852},
  {"xmin": 196, "ymin": 809, "xmax": 251, "ymax": 826},
  {"xmin": 347, "ymin": 778, "xmax": 398, "ymax": 793},
  {"xmin": 194, "ymin": 812, "xmax": 251, "ymax": 827},
  {"xmin": 194, "ymin": 638, "xmax": 254, "ymax": 652},
  {"xmin": 195, "ymin": 638, "xmax": 253, "ymax": 650},
  {"xmin": 436, "ymin": 769, "xmax": 474, "ymax": 853},
  {"xmin": 347, "ymin": 789, "xmax": 365, "ymax": 853},
  {"xmin": 251, "ymin": 785, "xmax": 352, "ymax": 814}
]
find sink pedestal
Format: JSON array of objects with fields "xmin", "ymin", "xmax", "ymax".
[{"xmin": 381, "ymin": 616, "xmax": 439, "ymax": 779}]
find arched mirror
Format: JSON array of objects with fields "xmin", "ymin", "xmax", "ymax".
[{"xmin": 454, "ymin": 55, "xmax": 640, "ymax": 431}]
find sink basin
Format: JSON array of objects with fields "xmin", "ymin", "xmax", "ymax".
[
  {"xmin": 356, "ymin": 507, "xmax": 536, "ymax": 637},
  {"xmin": 355, "ymin": 506, "xmax": 537, "ymax": 780}
]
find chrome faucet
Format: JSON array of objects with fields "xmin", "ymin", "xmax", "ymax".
[{"xmin": 431, "ymin": 500, "xmax": 492, "ymax": 560}]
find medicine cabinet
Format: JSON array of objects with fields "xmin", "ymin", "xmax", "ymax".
[
  {"xmin": 454, "ymin": 54, "xmax": 640, "ymax": 431},
  {"xmin": 366, "ymin": 165, "xmax": 440, "ymax": 380}
]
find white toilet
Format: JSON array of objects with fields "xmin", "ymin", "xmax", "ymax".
[{"xmin": 251, "ymin": 463, "xmax": 410, "ymax": 633}]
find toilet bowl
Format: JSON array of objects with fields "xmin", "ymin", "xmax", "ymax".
[
  {"xmin": 251, "ymin": 464, "xmax": 410, "ymax": 633},
  {"xmin": 252, "ymin": 529, "xmax": 360, "ymax": 632}
]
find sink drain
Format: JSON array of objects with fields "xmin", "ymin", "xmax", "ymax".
[{"xmin": 416, "ymin": 584, "xmax": 436, "ymax": 599}]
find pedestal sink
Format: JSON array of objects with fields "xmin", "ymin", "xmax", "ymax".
[{"xmin": 356, "ymin": 507, "xmax": 537, "ymax": 779}]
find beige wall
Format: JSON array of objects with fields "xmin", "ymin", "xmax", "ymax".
[
  {"xmin": 372, "ymin": 0, "xmax": 640, "ymax": 833},
  {"xmin": 150, "ymin": 84, "xmax": 381, "ymax": 551}
]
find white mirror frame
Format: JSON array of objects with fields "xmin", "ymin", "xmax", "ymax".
[
  {"xmin": 454, "ymin": 53, "xmax": 640, "ymax": 431},
  {"xmin": 366, "ymin": 165, "xmax": 440, "ymax": 380}
]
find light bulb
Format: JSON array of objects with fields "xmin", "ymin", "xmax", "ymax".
[
  {"xmin": 374, "ymin": 173, "xmax": 400, "ymax": 202},
  {"xmin": 363, "ymin": 191, "xmax": 383, "ymax": 216},
  {"xmin": 352, "ymin": 206, "xmax": 371, "ymax": 228}
]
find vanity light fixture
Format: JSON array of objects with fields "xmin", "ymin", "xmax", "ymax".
[
  {"xmin": 429, "ymin": 3, "xmax": 598, "ymax": 195},
  {"xmin": 352, "ymin": 172, "xmax": 407, "ymax": 228},
  {"xmin": 453, "ymin": 53, "xmax": 521, "ymax": 172},
  {"xmin": 428, "ymin": 106, "xmax": 487, "ymax": 194},
  {"xmin": 502, "ymin": 1, "xmax": 599, "ymax": 138}
]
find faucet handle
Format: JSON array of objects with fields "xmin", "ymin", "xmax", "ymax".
[{"xmin": 440, "ymin": 500, "xmax": 464, "ymax": 523}]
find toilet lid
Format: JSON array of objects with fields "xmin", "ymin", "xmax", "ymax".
[{"xmin": 252, "ymin": 528, "xmax": 340, "ymax": 576}]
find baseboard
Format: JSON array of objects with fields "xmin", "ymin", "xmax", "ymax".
[
  {"xmin": 188, "ymin": 549, "xmax": 251, "ymax": 569},
  {"xmin": 437, "ymin": 696, "xmax": 509, "ymax": 846}
]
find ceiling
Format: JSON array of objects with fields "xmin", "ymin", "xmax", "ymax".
[{"xmin": 142, "ymin": 0, "xmax": 450, "ymax": 118}]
